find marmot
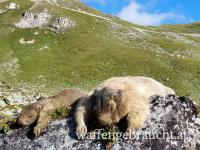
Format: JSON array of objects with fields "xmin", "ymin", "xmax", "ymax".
[
  {"xmin": 18, "ymin": 88, "xmax": 87, "ymax": 137},
  {"xmin": 75, "ymin": 76, "xmax": 175, "ymax": 137}
]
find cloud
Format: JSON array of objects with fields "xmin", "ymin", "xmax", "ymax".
[{"xmin": 117, "ymin": 1, "xmax": 187, "ymax": 26}]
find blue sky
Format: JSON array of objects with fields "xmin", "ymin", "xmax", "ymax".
[{"xmin": 82, "ymin": 0, "xmax": 200, "ymax": 26}]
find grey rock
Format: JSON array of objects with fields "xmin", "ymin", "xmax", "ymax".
[
  {"xmin": 0, "ymin": 9, "xmax": 7, "ymax": 14},
  {"xmin": 2, "ymin": 98, "xmax": 10, "ymax": 105},
  {"xmin": 6, "ymin": 3, "xmax": 19, "ymax": 10},
  {"xmin": 0, "ymin": 0, "xmax": 8, "ymax": 3},
  {"xmin": 0, "ymin": 95, "xmax": 199, "ymax": 150},
  {"xmin": 49, "ymin": 17, "xmax": 75, "ymax": 33},
  {"xmin": 15, "ymin": 12, "xmax": 51, "ymax": 28},
  {"xmin": 0, "ymin": 91, "xmax": 45, "ymax": 117}
]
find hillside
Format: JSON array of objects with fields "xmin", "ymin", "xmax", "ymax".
[{"xmin": 0, "ymin": 0, "xmax": 200, "ymax": 131}]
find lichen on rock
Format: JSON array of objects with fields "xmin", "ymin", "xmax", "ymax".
[
  {"xmin": 14, "ymin": 12, "xmax": 51, "ymax": 28},
  {"xmin": 49, "ymin": 17, "xmax": 75, "ymax": 33},
  {"xmin": 0, "ymin": 95, "xmax": 199, "ymax": 150}
]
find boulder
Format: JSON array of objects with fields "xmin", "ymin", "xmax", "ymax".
[
  {"xmin": 49, "ymin": 17, "xmax": 75, "ymax": 33},
  {"xmin": 6, "ymin": 3, "xmax": 19, "ymax": 10},
  {"xmin": 0, "ymin": 95, "xmax": 199, "ymax": 150},
  {"xmin": 14, "ymin": 12, "xmax": 51, "ymax": 28}
]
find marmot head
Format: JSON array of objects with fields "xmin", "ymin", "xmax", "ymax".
[
  {"xmin": 17, "ymin": 103, "xmax": 42, "ymax": 126},
  {"xmin": 91, "ymin": 87, "xmax": 122, "ymax": 126}
]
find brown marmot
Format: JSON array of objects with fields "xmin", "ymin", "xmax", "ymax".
[
  {"xmin": 18, "ymin": 88, "xmax": 87, "ymax": 137},
  {"xmin": 75, "ymin": 76, "xmax": 175, "ymax": 137}
]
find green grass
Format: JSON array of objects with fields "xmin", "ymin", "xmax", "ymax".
[
  {"xmin": 0, "ymin": 0, "xmax": 200, "ymax": 104},
  {"xmin": 158, "ymin": 22, "xmax": 200, "ymax": 34},
  {"xmin": 51, "ymin": 105, "xmax": 69, "ymax": 120}
]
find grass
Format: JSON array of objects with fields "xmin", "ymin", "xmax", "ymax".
[
  {"xmin": 158, "ymin": 22, "xmax": 200, "ymax": 34},
  {"xmin": 100, "ymin": 126, "xmax": 118, "ymax": 149},
  {"xmin": 0, "ymin": 0, "xmax": 199, "ymax": 104},
  {"xmin": 51, "ymin": 105, "xmax": 69, "ymax": 120},
  {"xmin": 0, "ymin": 114, "xmax": 16, "ymax": 134}
]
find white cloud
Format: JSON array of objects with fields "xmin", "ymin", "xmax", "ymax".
[{"xmin": 117, "ymin": 1, "xmax": 187, "ymax": 26}]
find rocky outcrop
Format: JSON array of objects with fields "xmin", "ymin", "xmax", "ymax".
[
  {"xmin": 0, "ymin": 9, "xmax": 7, "ymax": 14},
  {"xmin": 0, "ymin": 91, "xmax": 44, "ymax": 117},
  {"xmin": 0, "ymin": 78, "xmax": 45, "ymax": 118},
  {"xmin": 6, "ymin": 3, "xmax": 19, "ymax": 10},
  {"xmin": 0, "ymin": 0, "xmax": 8, "ymax": 3},
  {"xmin": 0, "ymin": 2, "xmax": 18, "ymax": 13},
  {"xmin": 14, "ymin": 12, "xmax": 75, "ymax": 33},
  {"xmin": 0, "ymin": 95, "xmax": 199, "ymax": 150},
  {"xmin": 19, "ymin": 38, "xmax": 35, "ymax": 45},
  {"xmin": 14, "ymin": 12, "xmax": 51, "ymax": 28},
  {"xmin": 49, "ymin": 17, "xmax": 75, "ymax": 33}
]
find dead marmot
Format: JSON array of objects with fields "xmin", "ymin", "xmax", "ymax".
[
  {"xmin": 75, "ymin": 76, "xmax": 175, "ymax": 137},
  {"xmin": 18, "ymin": 88, "xmax": 87, "ymax": 137}
]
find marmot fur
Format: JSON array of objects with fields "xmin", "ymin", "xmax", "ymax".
[
  {"xmin": 75, "ymin": 76, "xmax": 175, "ymax": 137},
  {"xmin": 18, "ymin": 88, "xmax": 87, "ymax": 137}
]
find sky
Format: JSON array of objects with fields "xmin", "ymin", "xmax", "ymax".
[{"xmin": 82, "ymin": 0, "xmax": 200, "ymax": 26}]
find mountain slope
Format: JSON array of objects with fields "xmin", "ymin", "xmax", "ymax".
[{"xmin": 0, "ymin": 0, "xmax": 200, "ymax": 103}]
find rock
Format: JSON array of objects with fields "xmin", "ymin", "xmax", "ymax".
[
  {"xmin": 11, "ymin": 28, "xmax": 15, "ymax": 32},
  {"xmin": 15, "ymin": 12, "xmax": 51, "ymax": 28},
  {"xmin": 2, "ymin": 98, "xmax": 10, "ymax": 105},
  {"xmin": 19, "ymin": 38, "xmax": 35, "ymax": 44},
  {"xmin": 0, "ymin": 91, "xmax": 45, "ymax": 117},
  {"xmin": 38, "ymin": 45, "xmax": 49, "ymax": 51},
  {"xmin": 49, "ymin": 17, "xmax": 75, "ymax": 33},
  {"xmin": 0, "ymin": 100, "xmax": 6, "ymax": 108},
  {"xmin": 0, "ymin": 0, "xmax": 8, "ymax": 3},
  {"xmin": 4, "ymin": 93, "xmax": 23, "ymax": 105},
  {"xmin": 0, "ymin": 9, "xmax": 7, "ymax": 14},
  {"xmin": 0, "ymin": 95, "xmax": 199, "ymax": 150},
  {"xmin": 33, "ymin": 31, "xmax": 39, "ymax": 36},
  {"xmin": 6, "ymin": 3, "xmax": 18, "ymax": 10},
  {"xmin": 33, "ymin": 93, "xmax": 44, "ymax": 101}
]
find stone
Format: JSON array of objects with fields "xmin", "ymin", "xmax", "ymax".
[
  {"xmin": 6, "ymin": 3, "xmax": 18, "ymax": 10},
  {"xmin": 33, "ymin": 31, "xmax": 39, "ymax": 36},
  {"xmin": 0, "ymin": 0, "xmax": 8, "ymax": 3},
  {"xmin": 2, "ymin": 98, "xmax": 10, "ymax": 105},
  {"xmin": 0, "ymin": 9, "xmax": 7, "ymax": 14},
  {"xmin": 49, "ymin": 17, "xmax": 75, "ymax": 33},
  {"xmin": 19, "ymin": 38, "xmax": 35, "ymax": 44},
  {"xmin": 0, "ymin": 95, "xmax": 199, "ymax": 150},
  {"xmin": 15, "ymin": 12, "xmax": 51, "ymax": 28}
]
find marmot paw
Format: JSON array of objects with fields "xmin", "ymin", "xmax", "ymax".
[
  {"xmin": 34, "ymin": 126, "xmax": 42, "ymax": 137},
  {"xmin": 76, "ymin": 124, "xmax": 87, "ymax": 139}
]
